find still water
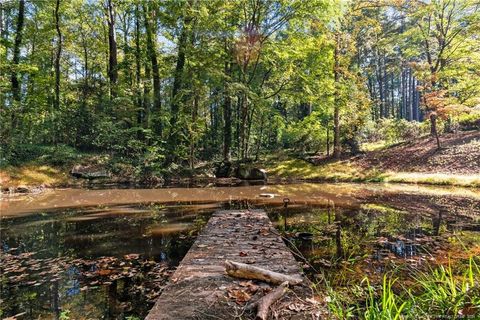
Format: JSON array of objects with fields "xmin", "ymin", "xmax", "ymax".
[{"xmin": 1, "ymin": 183, "xmax": 479, "ymax": 319}]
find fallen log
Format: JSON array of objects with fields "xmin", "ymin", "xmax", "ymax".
[
  {"xmin": 225, "ymin": 260, "xmax": 302, "ymax": 285},
  {"xmin": 248, "ymin": 281, "xmax": 289, "ymax": 320}
]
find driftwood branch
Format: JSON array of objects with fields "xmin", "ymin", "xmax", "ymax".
[
  {"xmin": 225, "ymin": 260, "xmax": 302, "ymax": 285},
  {"xmin": 251, "ymin": 281, "xmax": 289, "ymax": 320}
]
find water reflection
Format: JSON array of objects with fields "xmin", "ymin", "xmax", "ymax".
[
  {"xmin": 1, "ymin": 203, "xmax": 216, "ymax": 319},
  {"xmin": 264, "ymin": 200, "xmax": 480, "ymax": 285},
  {"xmin": 1, "ymin": 183, "xmax": 479, "ymax": 319}
]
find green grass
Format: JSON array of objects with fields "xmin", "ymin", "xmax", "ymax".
[
  {"xmin": 264, "ymin": 157, "xmax": 480, "ymax": 188},
  {"xmin": 323, "ymin": 257, "xmax": 480, "ymax": 319}
]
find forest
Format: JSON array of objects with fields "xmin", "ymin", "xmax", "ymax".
[
  {"xmin": 1, "ymin": 1, "xmax": 480, "ymax": 319},
  {"xmin": 1, "ymin": 0, "xmax": 478, "ymax": 180}
]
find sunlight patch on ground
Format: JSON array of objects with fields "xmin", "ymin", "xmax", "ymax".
[
  {"xmin": 266, "ymin": 158, "xmax": 480, "ymax": 187},
  {"xmin": 0, "ymin": 165, "xmax": 70, "ymax": 187},
  {"xmin": 385, "ymin": 172, "xmax": 480, "ymax": 188}
]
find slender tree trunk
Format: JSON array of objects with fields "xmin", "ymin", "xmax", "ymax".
[
  {"xmin": 54, "ymin": 0, "xmax": 61, "ymax": 112},
  {"xmin": 245, "ymin": 105, "xmax": 255, "ymax": 159},
  {"xmin": 189, "ymin": 95, "xmax": 198, "ymax": 170},
  {"xmin": 11, "ymin": 0, "xmax": 25, "ymax": 106},
  {"xmin": 143, "ymin": 3, "xmax": 161, "ymax": 136},
  {"xmin": 412, "ymin": 78, "xmax": 418, "ymax": 121},
  {"xmin": 333, "ymin": 32, "xmax": 341, "ymax": 159},
  {"xmin": 135, "ymin": 4, "xmax": 143, "ymax": 133},
  {"xmin": 223, "ymin": 60, "xmax": 232, "ymax": 162},
  {"xmin": 240, "ymin": 90, "xmax": 249, "ymax": 160},
  {"xmin": 326, "ymin": 124, "xmax": 330, "ymax": 157},
  {"xmin": 168, "ymin": 15, "xmax": 189, "ymax": 152},
  {"xmin": 236, "ymin": 94, "xmax": 242, "ymax": 159},
  {"xmin": 254, "ymin": 113, "xmax": 265, "ymax": 161},
  {"xmin": 107, "ymin": 0, "xmax": 118, "ymax": 99},
  {"xmin": 430, "ymin": 113, "xmax": 441, "ymax": 149},
  {"xmin": 52, "ymin": 0, "xmax": 62, "ymax": 144},
  {"xmin": 401, "ymin": 66, "xmax": 406, "ymax": 119},
  {"xmin": 143, "ymin": 64, "xmax": 151, "ymax": 129},
  {"xmin": 408, "ymin": 68, "xmax": 413, "ymax": 121}
]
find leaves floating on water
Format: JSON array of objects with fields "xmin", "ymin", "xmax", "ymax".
[{"xmin": 0, "ymin": 249, "xmax": 175, "ymax": 316}]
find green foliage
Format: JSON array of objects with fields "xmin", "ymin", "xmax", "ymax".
[
  {"xmin": 323, "ymin": 256, "xmax": 480, "ymax": 320},
  {"xmin": 361, "ymin": 119, "xmax": 428, "ymax": 145},
  {"xmin": 457, "ymin": 109, "xmax": 480, "ymax": 131},
  {"xmin": 59, "ymin": 310, "xmax": 71, "ymax": 320},
  {"xmin": 282, "ymin": 111, "xmax": 329, "ymax": 153},
  {"xmin": 412, "ymin": 258, "xmax": 480, "ymax": 318},
  {"xmin": 4, "ymin": 144, "xmax": 80, "ymax": 167},
  {"xmin": 363, "ymin": 276, "xmax": 406, "ymax": 320},
  {"xmin": 1, "ymin": 0, "xmax": 479, "ymax": 172}
]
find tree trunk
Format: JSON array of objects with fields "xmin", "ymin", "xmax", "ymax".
[
  {"xmin": 254, "ymin": 113, "xmax": 265, "ymax": 161},
  {"xmin": 143, "ymin": 64, "xmax": 151, "ymax": 129},
  {"xmin": 168, "ymin": 15, "xmax": 189, "ymax": 151},
  {"xmin": 135, "ymin": 3, "xmax": 143, "ymax": 133},
  {"xmin": 54, "ymin": 0, "xmax": 62, "ymax": 112},
  {"xmin": 408, "ymin": 68, "xmax": 413, "ymax": 121},
  {"xmin": 401, "ymin": 66, "xmax": 406, "ymax": 119},
  {"xmin": 143, "ymin": 3, "xmax": 161, "ymax": 136},
  {"xmin": 326, "ymin": 124, "xmax": 330, "ymax": 157},
  {"xmin": 189, "ymin": 95, "xmax": 199, "ymax": 170},
  {"xmin": 332, "ymin": 32, "xmax": 341, "ymax": 159},
  {"xmin": 11, "ymin": 0, "xmax": 25, "ymax": 106},
  {"xmin": 107, "ymin": 0, "xmax": 118, "ymax": 99},
  {"xmin": 430, "ymin": 113, "xmax": 441, "ymax": 149},
  {"xmin": 223, "ymin": 60, "xmax": 232, "ymax": 162},
  {"xmin": 412, "ymin": 78, "xmax": 418, "ymax": 121}
]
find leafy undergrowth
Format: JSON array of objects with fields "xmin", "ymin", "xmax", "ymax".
[
  {"xmin": 265, "ymin": 131, "xmax": 480, "ymax": 187},
  {"xmin": 0, "ymin": 144, "xmax": 96, "ymax": 189},
  {"xmin": 323, "ymin": 256, "xmax": 480, "ymax": 319}
]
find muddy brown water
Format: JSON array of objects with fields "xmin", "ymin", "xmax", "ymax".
[{"xmin": 1, "ymin": 183, "xmax": 479, "ymax": 319}]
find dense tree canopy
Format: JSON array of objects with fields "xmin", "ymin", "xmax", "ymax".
[{"xmin": 1, "ymin": 0, "xmax": 479, "ymax": 171}]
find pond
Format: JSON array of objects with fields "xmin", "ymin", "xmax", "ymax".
[{"xmin": 1, "ymin": 183, "xmax": 479, "ymax": 319}]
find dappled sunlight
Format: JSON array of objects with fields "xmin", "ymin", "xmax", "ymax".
[
  {"xmin": 1, "ymin": 164, "xmax": 69, "ymax": 187},
  {"xmin": 385, "ymin": 172, "xmax": 480, "ymax": 188}
]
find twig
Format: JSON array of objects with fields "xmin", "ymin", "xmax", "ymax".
[{"xmin": 246, "ymin": 281, "xmax": 289, "ymax": 320}]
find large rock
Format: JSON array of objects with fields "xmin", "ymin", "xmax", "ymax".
[
  {"xmin": 71, "ymin": 164, "xmax": 110, "ymax": 180},
  {"xmin": 214, "ymin": 161, "xmax": 234, "ymax": 178},
  {"xmin": 214, "ymin": 162, "xmax": 267, "ymax": 181},
  {"xmin": 234, "ymin": 164, "xmax": 267, "ymax": 181}
]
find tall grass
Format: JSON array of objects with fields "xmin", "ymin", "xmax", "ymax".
[
  {"xmin": 363, "ymin": 276, "xmax": 406, "ymax": 320},
  {"xmin": 411, "ymin": 257, "xmax": 480, "ymax": 318},
  {"xmin": 324, "ymin": 257, "xmax": 480, "ymax": 320}
]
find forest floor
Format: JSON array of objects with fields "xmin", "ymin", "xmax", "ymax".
[
  {"xmin": 266, "ymin": 130, "xmax": 480, "ymax": 187},
  {"xmin": 1, "ymin": 130, "xmax": 479, "ymax": 191}
]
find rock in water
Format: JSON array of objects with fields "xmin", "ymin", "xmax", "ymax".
[{"xmin": 71, "ymin": 165, "xmax": 110, "ymax": 180}]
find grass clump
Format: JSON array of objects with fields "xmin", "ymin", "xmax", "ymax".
[{"xmin": 324, "ymin": 257, "xmax": 480, "ymax": 319}]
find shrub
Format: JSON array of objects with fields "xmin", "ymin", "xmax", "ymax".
[
  {"xmin": 457, "ymin": 109, "xmax": 480, "ymax": 131},
  {"xmin": 361, "ymin": 119, "xmax": 427, "ymax": 145},
  {"xmin": 6, "ymin": 144, "xmax": 80, "ymax": 166}
]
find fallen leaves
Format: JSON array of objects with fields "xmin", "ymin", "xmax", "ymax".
[
  {"xmin": 227, "ymin": 288, "xmax": 252, "ymax": 304},
  {"xmin": 225, "ymin": 280, "xmax": 262, "ymax": 305},
  {"xmin": 1, "ymin": 248, "xmax": 175, "ymax": 316},
  {"xmin": 287, "ymin": 302, "xmax": 307, "ymax": 312}
]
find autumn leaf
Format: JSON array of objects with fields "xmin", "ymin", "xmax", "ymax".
[{"xmin": 227, "ymin": 288, "xmax": 252, "ymax": 304}]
